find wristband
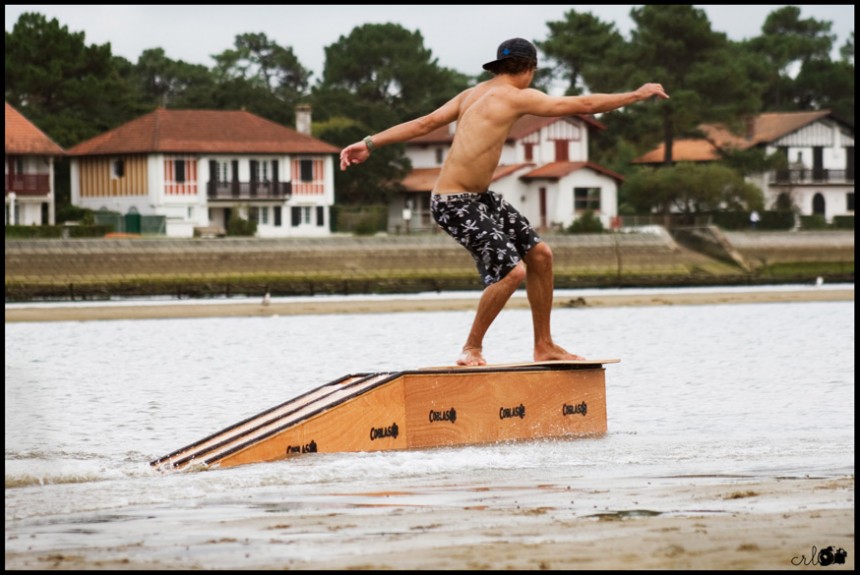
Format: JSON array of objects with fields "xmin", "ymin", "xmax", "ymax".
[{"xmin": 363, "ymin": 136, "xmax": 376, "ymax": 153}]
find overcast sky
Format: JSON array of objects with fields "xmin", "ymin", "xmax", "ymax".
[{"xmin": 5, "ymin": 4, "xmax": 854, "ymax": 83}]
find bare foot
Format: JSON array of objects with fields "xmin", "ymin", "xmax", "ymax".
[
  {"xmin": 534, "ymin": 343, "xmax": 586, "ymax": 362},
  {"xmin": 457, "ymin": 346, "xmax": 486, "ymax": 366}
]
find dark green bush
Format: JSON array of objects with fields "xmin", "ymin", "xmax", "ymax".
[
  {"xmin": 226, "ymin": 211, "xmax": 257, "ymax": 236},
  {"xmin": 800, "ymin": 215, "xmax": 827, "ymax": 230},
  {"xmin": 567, "ymin": 210, "xmax": 604, "ymax": 234},
  {"xmin": 832, "ymin": 215, "xmax": 854, "ymax": 229}
]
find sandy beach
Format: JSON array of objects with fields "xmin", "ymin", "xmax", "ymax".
[
  {"xmin": 4, "ymin": 286, "xmax": 854, "ymax": 323},
  {"xmin": 4, "ymin": 475, "xmax": 854, "ymax": 570}
]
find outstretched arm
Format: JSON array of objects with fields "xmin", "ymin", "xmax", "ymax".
[
  {"xmin": 520, "ymin": 83, "xmax": 669, "ymax": 117},
  {"xmin": 340, "ymin": 91, "xmax": 465, "ymax": 171}
]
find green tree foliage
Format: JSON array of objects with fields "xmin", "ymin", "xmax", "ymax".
[
  {"xmin": 794, "ymin": 59, "xmax": 854, "ymax": 124},
  {"xmin": 317, "ymin": 23, "xmax": 466, "ymax": 124},
  {"xmin": 747, "ymin": 6, "xmax": 837, "ymax": 110},
  {"xmin": 536, "ymin": 10, "xmax": 625, "ymax": 96},
  {"xmin": 624, "ymin": 163, "xmax": 763, "ymax": 217},
  {"xmin": 4, "ymin": 12, "xmax": 139, "ymax": 147},
  {"xmin": 210, "ymin": 32, "xmax": 312, "ymax": 126},
  {"xmin": 133, "ymin": 48, "xmax": 216, "ymax": 109},
  {"xmin": 622, "ymin": 6, "xmax": 762, "ymax": 164},
  {"xmin": 840, "ymin": 32, "xmax": 854, "ymax": 63},
  {"xmin": 313, "ymin": 23, "xmax": 469, "ymax": 205}
]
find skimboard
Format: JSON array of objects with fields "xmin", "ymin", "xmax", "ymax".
[{"xmin": 419, "ymin": 358, "xmax": 620, "ymax": 371}]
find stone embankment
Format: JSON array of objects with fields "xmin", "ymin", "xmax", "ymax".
[{"xmin": 4, "ymin": 228, "xmax": 854, "ymax": 300}]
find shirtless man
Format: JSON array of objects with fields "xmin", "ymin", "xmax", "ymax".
[{"xmin": 340, "ymin": 37, "xmax": 669, "ymax": 366}]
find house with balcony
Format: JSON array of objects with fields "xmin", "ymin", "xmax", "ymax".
[
  {"xmin": 67, "ymin": 106, "xmax": 339, "ymax": 237},
  {"xmin": 392, "ymin": 114, "xmax": 623, "ymax": 233},
  {"xmin": 632, "ymin": 110, "xmax": 855, "ymax": 222},
  {"xmin": 5, "ymin": 101, "xmax": 65, "ymax": 226}
]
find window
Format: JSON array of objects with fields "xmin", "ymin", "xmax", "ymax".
[
  {"xmin": 300, "ymin": 159, "xmax": 314, "ymax": 182},
  {"xmin": 290, "ymin": 206, "xmax": 312, "ymax": 227},
  {"xmin": 249, "ymin": 160, "xmax": 269, "ymax": 182},
  {"xmin": 524, "ymin": 143, "xmax": 534, "ymax": 162},
  {"xmin": 435, "ymin": 148, "xmax": 444, "ymax": 165},
  {"xmin": 260, "ymin": 206, "xmax": 269, "ymax": 225},
  {"xmin": 175, "ymin": 160, "xmax": 186, "ymax": 183},
  {"xmin": 112, "ymin": 158, "xmax": 125, "ymax": 178},
  {"xmin": 217, "ymin": 161, "xmax": 230, "ymax": 182},
  {"xmin": 316, "ymin": 206, "xmax": 325, "ymax": 227},
  {"xmin": 847, "ymin": 192, "xmax": 854, "ymax": 212},
  {"xmin": 554, "ymin": 140, "xmax": 569, "ymax": 162},
  {"xmin": 274, "ymin": 206, "xmax": 282, "ymax": 227},
  {"xmin": 574, "ymin": 187, "xmax": 601, "ymax": 212}
]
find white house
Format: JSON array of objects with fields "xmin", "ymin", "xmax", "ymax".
[
  {"xmin": 391, "ymin": 114, "xmax": 623, "ymax": 233},
  {"xmin": 67, "ymin": 106, "xmax": 339, "ymax": 237},
  {"xmin": 5, "ymin": 101, "xmax": 65, "ymax": 226},
  {"xmin": 633, "ymin": 110, "xmax": 855, "ymax": 222}
]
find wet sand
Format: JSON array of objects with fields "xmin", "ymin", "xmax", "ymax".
[
  {"xmin": 4, "ymin": 475, "xmax": 854, "ymax": 570},
  {"xmin": 4, "ymin": 286, "xmax": 854, "ymax": 323}
]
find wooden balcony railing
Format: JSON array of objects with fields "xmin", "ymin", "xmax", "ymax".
[
  {"xmin": 5, "ymin": 174, "xmax": 50, "ymax": 195},
  {"xmin": 772, "ymin": 169, "xmax": 853, "ymax": 184},
  {"xmin": 206, "ymin": 181, "xmax": 292, "ymax": 200}
]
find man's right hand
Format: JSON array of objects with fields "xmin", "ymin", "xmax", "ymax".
[
  {"xmin": 637, "ymin": 83, "xmax": 670, "ymax": 101},
  {"xmin": 339, "ymin": 141, "xmax": 371, "ymax": 171}
]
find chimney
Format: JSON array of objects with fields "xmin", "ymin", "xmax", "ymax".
[
  {"xmin": 295, "ymin": 104, "xmax": 312, "ymax": 135},
  {"xmin": 744, "ymin": 115, "xmax": 755, "ymax": 140}
]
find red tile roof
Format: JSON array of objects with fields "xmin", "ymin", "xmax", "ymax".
[
  {"xmin": 5, "ymin": 102, "xmax": 65, "ymax": 155},
  {"xmin": 520, "ymin": 161, "xmax": 625, "ymax": 182},
  {"xmin": 408, "ymin": 114, "xmax": 605, "ymax": 145},
  {"xmin": 631, "ymin": 139, "xmax": 722, "ymax": 164},
  {"xmin": 632, "ymin": 110, "xmax": 834, "ymax": 164},
  {"xmin": 66, "ymin": 108, "xmax": 339, "ymax": 156}
]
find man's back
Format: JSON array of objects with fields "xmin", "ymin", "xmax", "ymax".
[{"xmin": 433, "ymin": 79, "xmax": 527, "ymax": 195}]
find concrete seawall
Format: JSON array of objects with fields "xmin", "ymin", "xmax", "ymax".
[{"xmin": 4, "ymin": 229, "xmax": 854, "ymax": 300}]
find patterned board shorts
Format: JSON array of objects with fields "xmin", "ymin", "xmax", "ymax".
[{"xmin": 430, "ymin": 191, "xmax": 542, "ymax": 287}]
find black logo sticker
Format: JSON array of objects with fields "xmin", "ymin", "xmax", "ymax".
[
  {"xmin": 563, "ymin": 401, "xmax": 588, "ymax": 416},
  {"xmin": 429, "ymin": 407, "xmax": 457, "ymax": 424},
  {"xmin": 285, "ymin": 439, "xmax": 318, "ymax": 455},
  {"xmin": 499, "ymin": 403, "xmax": 526, "ymax": 420},
  {"xmin": 370, "ymin": 422, "xmax": 399, "ymax": 441}
]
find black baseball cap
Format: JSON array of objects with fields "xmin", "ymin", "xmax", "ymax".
[{"xmin": 482, "ymin": 37, "xmax": 538, "ymax": 72}]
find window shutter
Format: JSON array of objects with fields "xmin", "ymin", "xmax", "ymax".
[
  {"xmin": 291, "ymin": 206, "xmax": 301, "ymax": 227},
  {"xmin": 316, "ymin": 206, "xmax": 325, "ymax": 227}
]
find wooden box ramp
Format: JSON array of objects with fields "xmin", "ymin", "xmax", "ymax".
[{"xmin": 150, "ymin": 359, "xmax": 619, "ymax": 472}]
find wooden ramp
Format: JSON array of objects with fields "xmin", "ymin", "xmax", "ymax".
[{"xmin": 150, "ymin": 359, "xmax": 619, "ymax": 472}]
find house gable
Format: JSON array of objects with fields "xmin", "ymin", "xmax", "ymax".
[{"xmin": 5, "ymin": 102, "xmax": 65, "ymax": 156}]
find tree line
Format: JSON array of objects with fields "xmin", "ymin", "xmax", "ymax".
[{"xmin": 5, "ymin": 6, "xmax": 854, "ymax": 216}]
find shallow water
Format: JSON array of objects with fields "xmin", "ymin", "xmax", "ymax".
[{"xmin": 4, "ymin": 289, "xmax": 855, "ymax": 565}]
